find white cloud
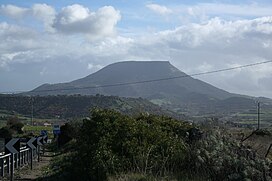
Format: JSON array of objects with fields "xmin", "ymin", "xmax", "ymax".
[
  {"xmin": 155, "ymin": 16, "xmax": 272, "ymax": 49},
  {"xmin": 196, "ymin": 62, "xmax": 213, "ymax": 72},
  {"xmin": 82, "ymin": 36, "xmax": 134, "ymax": 56},
  {"xmin": 53, "ymin": 4, "xmax": 121, "ymax": 38},
  {"xmin": 171, "ymin": 3, "xmax": 272, "ymax": 21},
  {"xmin": 146, "ymin": 4, "xmax": 172, "ymax": 15},
  {"xmin": 87, "ymin": 63, "xmax": 103, "ymax": 71},
  {"xmin": 0, "ymin": 22, "xmax": 40, "ymax": 52},
  {"xmin": 0, "ymin": 4, "xmax": 56, "ymax": 32},
  {"xmin": 161, "ymin": 3, "xmax": 272, "ymax": 26},
  {"xmin": 0, "ymin": 52, "xmax": 19, "ymax": 68},
  {"xmin": 0, "ymin": 4, "xmax": 29, "ymax": 19},
  {"xmin": 189, "ymin": 3, "xmax": 272, "ymax": 18},
  {"xmin": 0, "ymin": 3, "xmax": 121, "ymax": 37},
  {"xmin": 32, "ymin": 4, "xmax": 56, "ymax": 32},
  {"xmin": 55, "ymin": 4, "xmax": 89, "ymax": 24}
]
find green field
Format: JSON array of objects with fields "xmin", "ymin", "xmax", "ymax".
[{"xmin": 23, "ymin": 125, "xmax": 54, "ymax": 138}]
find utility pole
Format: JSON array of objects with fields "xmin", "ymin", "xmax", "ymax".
[{"xmin": 257, "ymin": 101, "xmax": 260, "ymax": 130}]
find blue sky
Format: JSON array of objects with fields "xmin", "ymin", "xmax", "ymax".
[{"xmin": 1, "ymin": 0, "xmax": 272, "ymax": 98}]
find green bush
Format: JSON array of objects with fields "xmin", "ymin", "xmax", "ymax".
[{"xmin": 54, "ymin": 109, "xmax": 193, "ymax": 180}]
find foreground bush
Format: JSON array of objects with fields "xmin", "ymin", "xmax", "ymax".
[
  {"xmin": 47, "ymin": 109, "xmax": 272, "ymax": 181},
  {"xmin": 49, "ymin": 109, "xmax": 193, "ymax": 180},
  {"xmin": 76, "ymin": 109, "xmax": 192, "ymax": 180}
]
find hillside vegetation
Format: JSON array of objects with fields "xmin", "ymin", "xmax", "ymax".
[
  {"xmin": 43, "ymin": 109, "xmax": 272, "ymax": 181},
  {"xmin": 0, "ymin": 94, "xmax": 177, "ymax": 119}
]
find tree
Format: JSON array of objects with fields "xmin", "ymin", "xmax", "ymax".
[{"xmin": 7, "ymin": 116, "xmax": 24, "ymax": 134}]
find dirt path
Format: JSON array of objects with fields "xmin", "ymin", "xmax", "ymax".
[{"xmin": 14, "ymin": 150, "xmax": 53, "ymax": 181}]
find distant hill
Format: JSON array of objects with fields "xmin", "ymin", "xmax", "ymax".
[
  {"xmin": 29, "ymin": 61, "xmax": 233, "ymax": 100},
  {"xmin": 0, "ymin": 94, "xmax": 178, "ymax": 119},
  {"xmin": 25, "ymin": 61, "xmax": 271, "ymax": 116}
]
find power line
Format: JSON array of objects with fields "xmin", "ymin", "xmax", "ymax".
[{"xmin": 2, "ymin": 60, "xmax": 272, "ymax": 94}]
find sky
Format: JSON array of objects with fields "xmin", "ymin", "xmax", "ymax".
[{"xmin": 1, "ymin": 0, "xmax": 272, "ymax": 98}]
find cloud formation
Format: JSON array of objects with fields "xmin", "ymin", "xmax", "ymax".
[
  {"xmin": 156, "ymin": 17, "xmax": 272, "ymax": 49},
  {"xmin": 0, "ymin": 3, "xmax": 121, "ymax": 37},
  {"xmin": 187, "ymin": 3, "xmax": 272, "ymax": 18},
  {"xmin": 146, "ymin": 4, "xmax": 172, "ymax": 15},
  {"xmin": 0, "ymin": 4, "xmax": 55, "ymax": 32},
  {"xmin": 0, "ymin": 4, "xmax": 29, "ymax": 19},
  {"xmin": 32, "ymin": 4, "xmax": 56, "ymax": 32},
  {"xmin": 53, "ymin": 4, "xmax": 121, "ymax": 38}
]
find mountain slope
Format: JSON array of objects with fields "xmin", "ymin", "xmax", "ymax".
[{"xmin": 29, "ymin": 61, "xmax": 232, "ymax": 102}]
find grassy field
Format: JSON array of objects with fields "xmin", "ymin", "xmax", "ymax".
[{"xmin": 23, "ymin": 125, "xmax": 54, "ymax": 138}]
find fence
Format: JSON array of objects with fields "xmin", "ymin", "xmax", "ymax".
[{"xmin": 0, "ymin": 144, "xmax": 43, "ymax": 180}]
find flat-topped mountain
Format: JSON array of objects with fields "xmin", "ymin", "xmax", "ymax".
[{"xmin": 29, "ymin": 61, "xmax": 232, "ymax": 100}]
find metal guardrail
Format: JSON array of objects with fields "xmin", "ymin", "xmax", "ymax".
[{"xmin": 0, "ymin": 146, "xmax": 41, "ymax": 180}]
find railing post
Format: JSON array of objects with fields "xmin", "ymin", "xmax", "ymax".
[
  {"xmin": 14, "ymin": 154, "xmax": 17, "ymax": 169},
  {"xmin": 13, "ymin": 154, "xmax": 15, "ymax": 170},
  {"xmin": 29, "ymin": 149, "xmax": 31, "ymax": 162},
  {"xmin": 1, "ymin": 157, "xmax": 4, "ymax": 177},
  {"xmin": 10, "ymin": 153, "xmax": 14, "ymax": 181},
  {"xmin": 26, "ymin": 150, "xmax": 29, "ymax": 163},
  {"xmin": 30, "ymin": 149, "xmax": 33, "ymax": 170},
  {"xmin": 38, "ymin": 146, "xmax": 40, "ymax": 162},
  {"xmin": 18, "ymin": 152, "xmax": 21, "ymax": 168},
  {"xmin": 27, "ymin": 150, "xmax": 29, "ymax": 164},
  {"xmin": 25, "ymin": 151, "xmax": 27, "ymax": 164},
  {"xmin": 34, "ymin": 148, "xmax": 37, "ymax": 159},
  {"xmin": 7, "ymin": 155, "xmax": 10, "ymax": 174},
  {"xmin": 22, "ymin": 152, "xmax": 24, "ymax": 165},
  {"xmin": 23, "ymin": 151, "xmax": 25, "ymax": 165}
]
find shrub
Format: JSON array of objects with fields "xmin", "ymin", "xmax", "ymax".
[
  {"xmin": 59, "ymin": 109, "xmax": 193, "ymax": 180},
  {"xmin": 185, "ymin": 129, "xmax": 272, "ymax": 181},
  {"xmin": 7, "ymin": 116, "xmax": 24, "ymax": 134}
]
